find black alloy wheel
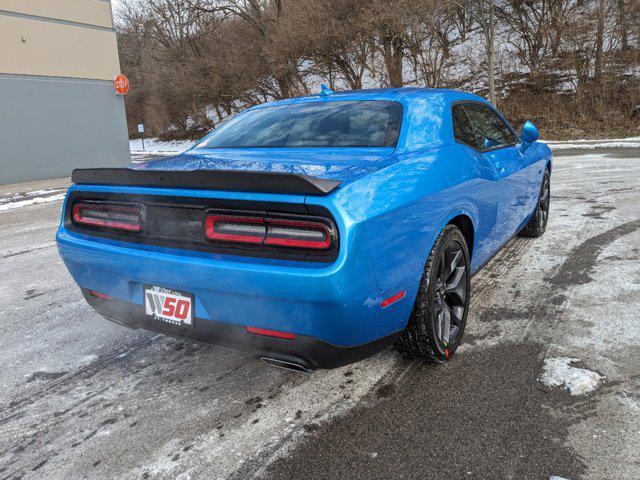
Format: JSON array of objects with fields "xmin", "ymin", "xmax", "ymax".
[
  {"xmin": 433, "ymin": 243, "xmax": 468, "ymax": 349},
  {"xmin": 395, "ymin": 225, "xmax": 471, "ymax": 363}
]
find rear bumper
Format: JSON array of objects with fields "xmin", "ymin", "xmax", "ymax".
[
  {"xmin": 83, "ymin": 289, "xmax": 398, "ymax": 370},
  {"xmin": 56, "ymin": 183, "xmax": 420, "ymax": 365},
  {"xmin": 57, "ymin": 222, "xmax": 416, "ymax": 347}
]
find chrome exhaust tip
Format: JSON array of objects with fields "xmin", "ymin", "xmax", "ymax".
[{"xmin": 261, "ymin": 357, "xmax": 313, "ymax": 373}]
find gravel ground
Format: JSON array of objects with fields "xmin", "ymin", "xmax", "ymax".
[{"xmin": 0, "ymin": 150, "xmax": 639, "ymax": 479}]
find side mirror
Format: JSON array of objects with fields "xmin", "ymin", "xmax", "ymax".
[
  {"xmin": 482, "ymin": 137, "xmax": 500, "ymax": 149},
  {"xmin": 520, "ymin": 120, "xmax": 539, "ymax": 144}
]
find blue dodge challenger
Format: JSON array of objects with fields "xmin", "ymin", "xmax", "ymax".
[{"xmin": 57, "ymin": 88, "xmax": 551, "ymax": 371}]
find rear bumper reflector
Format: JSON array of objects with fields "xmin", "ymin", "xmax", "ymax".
[
  {"xmin": 246, "ymin": 326, "xmax": 296, "ymax": 340},
  {"xmin": 89, "ymin": 290, "xmax": 112, "ymax": 300},
  {"xmin": 381, "ymin": 290, "xmax": 406, "ymax": 308}
]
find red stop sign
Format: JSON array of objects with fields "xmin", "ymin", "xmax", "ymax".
[{"xmin": 113, "ymin": 74, "xmax": 129, "ymax": 95}]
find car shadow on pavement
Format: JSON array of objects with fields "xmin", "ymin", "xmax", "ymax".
[{"xmin": 260, "ymin": 342, "xmax": 587, "ymax": 480}]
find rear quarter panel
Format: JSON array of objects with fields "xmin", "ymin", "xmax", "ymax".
[{"xmin": 341, "ymin": 143, "xmax": 499, "ymax": 292}]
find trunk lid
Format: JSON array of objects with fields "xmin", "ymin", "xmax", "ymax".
[{"xmin": 136, "ymin": 148, "xmax": 396, "ymax": 187}]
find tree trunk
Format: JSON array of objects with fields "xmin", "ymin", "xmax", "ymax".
[
  {"xmin": 594, "ymin": 0, "xmax": 606, "ymax": 85},
  {"xmin": 275, "ymin": 72, "xmax": 291, "ymax": 99},
  {"xmin": 477, "ymin": 0, "xmax": 496, "ymax": 104},
  {"xmin": 487, "ymin": 0, "xmax": 496, "ymax": 105},
  {"xmin": 618, "ymin": 0, "xmax": 629, "ymax": 51},
  {"xmin": 381, "ymin": 33, "xmax": 404, "ymax": 88}
]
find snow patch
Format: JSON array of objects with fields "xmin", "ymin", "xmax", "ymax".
[
  {"xmin": 547, "ymin": 136, "xmax": 640, "ymax": 143},
  {"xmin": 130, "ymin": 138, "xmax": 195, "ymax": 156},
  {"xmin": 544, "ymin": 137, "xmax": 640, "ymax": 150},
  {"xmin": 618, "ymin": 394, "xmax": 640, "ymax": 412},
  {"xmin": 80, "ymin": 354, "xmax": 99, "ymax": 365},
  {"xmin": 547, "ymin": 141, "xmax": 640, "ymax": 150},
  {"xmin": 0, "ymin": 193, "xmax": 66, "ymax": 212},
  {"xmin": 541, "ymin": 357, "xmax": 602, "ymax": 395}
]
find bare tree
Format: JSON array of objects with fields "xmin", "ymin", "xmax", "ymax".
[
  {"xmin": 115, "ymin": 0, "xmax": 640, "ymax": 141},
  {"xmin": 295, "ymin": 0, "xmax": 373, "ymax": 90},
  {"xmin": 405, "ymin": 1, "xmax": 462, "ymax": 88},
  {"xmin": 476, "ymin": 0, "xmax": 497, "ymax": 104},
  {"xmin": 497, "ymin": 0, "xmax": 581, "ymax": 77},
  {"xmin": 451, "ymin": 0, "xmax": 497, "ymax": 103}
]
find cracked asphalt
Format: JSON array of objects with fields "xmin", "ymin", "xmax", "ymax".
[{"xmin": 1, "ymin": 150, "xmax": 639, "ymax": 479}]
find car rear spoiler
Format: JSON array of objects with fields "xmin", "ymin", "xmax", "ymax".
[{"xmin": 71, "ymin": 168, "xmax": 342, "ymax": 196}]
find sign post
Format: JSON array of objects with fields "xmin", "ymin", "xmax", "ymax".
[{"xmin": 138, "ymin": 124, "xmax": 145, "ymax": 151}]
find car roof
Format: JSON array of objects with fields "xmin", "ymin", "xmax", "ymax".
[{"xmin": 249, "ymin": 87, "xmax": 488, "ymax": 110}]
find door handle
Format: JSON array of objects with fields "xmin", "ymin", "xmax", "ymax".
[{"xmin": 495, "ymin": 162, "xmax": 506, "ymax": 174}]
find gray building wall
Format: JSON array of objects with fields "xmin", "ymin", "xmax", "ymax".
[
  {"xmin": 0, "ymin": 1, "xmax": 130, "ymax": 185},
  {"xmin": 0, "ymin": 74, "xmax": 130, "ymax": 184}
]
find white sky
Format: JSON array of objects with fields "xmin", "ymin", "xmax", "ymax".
[{"xmin": 111, "ymin": 0, "xmax": 123, "ymax": 15}]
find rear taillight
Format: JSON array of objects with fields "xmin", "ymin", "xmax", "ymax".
[
  {"xmin": 72, "ymin": 201, "xmax": 143, "ymax": 232},
  {"xmin": 205, "ymin": 215, "xmax": 265, "ymax": 244},
  {"xmin": 263, "ymin": 218, "xmax": 331, "ymax": 249},
  {"xmin": 205, "ymin": 214, "xmax": 335, "ymax": 251}
]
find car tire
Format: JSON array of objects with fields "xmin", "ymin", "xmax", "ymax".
[
  {"xmin": 395, "ymin": 224, "xmax": 471, "ymax": 363},
  {"xmin": 519, "ymin": 168, "xmax": 550, "ymax": 238}
]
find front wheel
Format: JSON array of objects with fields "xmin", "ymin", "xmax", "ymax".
[{"xmin": 395, "ymin": 225, "xmax": 470, "ymax": 363}]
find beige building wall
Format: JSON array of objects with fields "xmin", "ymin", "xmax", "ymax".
[
  {"xmin": 0, "ymin": 0, "xmax": 130, "ymax": 184},
  {"xmin": 0, "ymin": 0, "xmax": 120, "ymax": 80},
  {"xmin": 0, "ymin": 0, "xmax": 113, "ymax": 28}
]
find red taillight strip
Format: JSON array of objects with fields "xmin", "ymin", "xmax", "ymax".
[
  {"xmin": 246, "ymin": 326, "xmax": 296, "ymax": 340},
  {"xmin": 381, "ymin": 290, "xmax": 406, "ymax": 308},
  {"xmin": 264, "ymin": 218, "xmax": 332, "ymax": 250},
  {"xmin": 72, "ymin": 202, "xmax": 143, "ymax": 232},
  {"xmin": 204, "ymin": 214, "xmax": 334, "ymax": 251},
  {"xmin": 89, "ymin": 290, "xmax": 112, "ymax": 300},
  {"xmin": 205, "ymin": 215, "xmax": 265, "ymax": 244}
]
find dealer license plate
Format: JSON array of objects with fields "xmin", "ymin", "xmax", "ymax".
[{"xmin": 144, "ymin": 285, "xmax": 193, "ymax": 327}]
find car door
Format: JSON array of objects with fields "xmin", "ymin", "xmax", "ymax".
[
  {"xmin": 459, "ymin": 102, "xmax": 530, "ymax": 248},
  {"xmin": 451, "ymin": 103, "xmax": 502, "ymax": 269}
]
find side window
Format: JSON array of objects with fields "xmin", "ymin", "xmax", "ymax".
[
  {"xmin": 462, "ymin": 103, "xmax": 517, "ymax": 151},
  {"xmin": 452, "ymin": 105, "xmax": 479, "ymax": 148}
]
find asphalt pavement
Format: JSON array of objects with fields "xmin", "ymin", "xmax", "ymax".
[{"xmin": 1, "ymin": 150, "xmax": 639, "ymax": 479}]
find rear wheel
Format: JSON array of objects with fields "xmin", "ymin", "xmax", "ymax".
[
  {"xmin": 520, "ymin": 168, "xmax": 550, "ymax": 237},
  {"xmin": 395, "ymin": 225, "xmax": 470, "ymax": 363}
]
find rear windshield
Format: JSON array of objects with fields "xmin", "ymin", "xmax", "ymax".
[{"xmin": 195, "ymin": 100, "xmax": 402, "ymax": 149}]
